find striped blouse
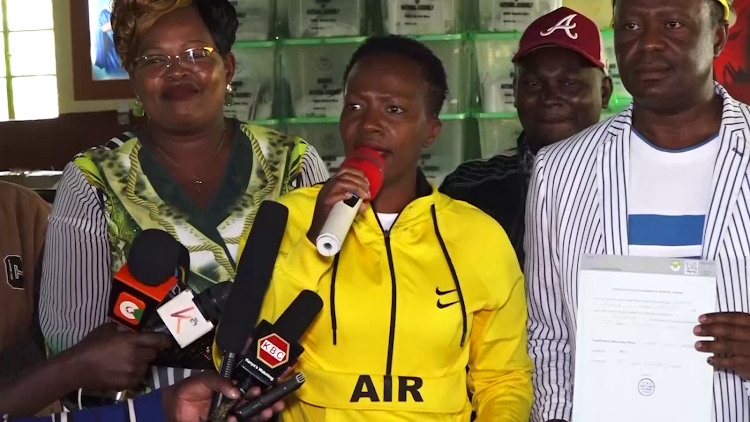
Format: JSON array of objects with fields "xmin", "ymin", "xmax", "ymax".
[{"xmin": 38, "ymin": 132, "xmax": 330, "ymax": 393}]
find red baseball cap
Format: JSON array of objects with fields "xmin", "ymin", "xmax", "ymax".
[{"xmin": 512, "ymin": 7, "xmax": 605, "ymax": 70}]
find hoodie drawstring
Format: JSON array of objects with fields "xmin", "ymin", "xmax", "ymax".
[
  {"xmin": 330, "ymin": 254, "xmax": 341, "ymax": 345},
  {"xmin": 430, "ymin": 204, "xmax": 468, "ymax": 347},
  {"xmin": 328, "ymin": 205, "xmax": 468, "ymax": 348}
]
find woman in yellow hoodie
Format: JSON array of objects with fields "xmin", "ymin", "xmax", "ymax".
[{"xmin": 259, "ymin": 35, "xmax": 532, "ymax": 421}]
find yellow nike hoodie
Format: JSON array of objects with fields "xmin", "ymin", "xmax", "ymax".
[{"xmin": 256, "ymin": 172, "xmax": 532, "ymax": 421}]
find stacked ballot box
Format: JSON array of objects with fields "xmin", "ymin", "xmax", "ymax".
[
  {"xmin": 280, "ymin": 37, "xmax": 365, "ymax": 118},
  {"xmin": 381, "ymin": 0, "xmax": 461, "ymax": 35},
  {"xmin": 224, "ymin": 41, "xmax": 277, "ymax": 122},
  {"xmin": 226, "ymin": 0, "xmax": 632, "ymax": 176}
]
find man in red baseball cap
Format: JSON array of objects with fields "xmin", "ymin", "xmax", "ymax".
[
  {"xmin": 511, "ymin": 5, "xmax": 613, "ymax": 156},
  {"xmin": 526, "ymin": 0, "xmax": 745, "ymax": 420},
  {"xmin": 440, "ymin": 7, "xmax": 612, "ymax": 266}
]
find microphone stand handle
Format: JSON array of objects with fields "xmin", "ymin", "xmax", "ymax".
[{"xmin": 208, "ymin": 352, "xmax": 237, "ymax": 417}]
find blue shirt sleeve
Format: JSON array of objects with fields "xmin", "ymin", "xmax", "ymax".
[{"xmin": 4, "ymin": 390, "xmax": 165, "ymax": 422}]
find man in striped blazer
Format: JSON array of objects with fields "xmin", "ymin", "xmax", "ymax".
[
  {"xmin": 524, "ymin": 0, "xmax": 750, "ymax": 420},
  {"xmin": 440, "ymin": 8, "xmax": 612, "ymax": 266}
]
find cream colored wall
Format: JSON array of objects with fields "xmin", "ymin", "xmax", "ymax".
[{"xmin": 52, "ymin": 0, "xmax": 131, "ymax": 114}]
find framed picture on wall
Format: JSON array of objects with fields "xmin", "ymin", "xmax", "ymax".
[{"xmin": 70, "ymin": 0, "xmax": 134, "ymax": 100}]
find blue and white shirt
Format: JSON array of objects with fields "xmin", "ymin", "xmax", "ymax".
[{"xmin": 628, "ymin": 129, "xmax": 720, "ymax": 258}]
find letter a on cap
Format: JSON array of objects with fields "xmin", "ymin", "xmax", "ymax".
[{"xmin": 540, "ymin": 14, "xmax": 578, "ymax": 40}]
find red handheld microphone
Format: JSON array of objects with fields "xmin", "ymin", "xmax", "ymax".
[
  {"xmin": 108, "ymin": 229, "xmax": 189, "ymax": 331},
  {"xmin": 108, "ymin": 264, "xmax": 179, "ymax": 329},
  {"xmin": 316, "ymin": 147, "xmax": 385, "ymax": 256}
]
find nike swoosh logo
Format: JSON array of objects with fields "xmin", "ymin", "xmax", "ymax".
[
  {"xmin": 437, "ymin": 300, "xmax": 459, "ymax": 309},
  {"xmin": 436, "ymin": 287, "xmax": 456, "ymax": 296}
]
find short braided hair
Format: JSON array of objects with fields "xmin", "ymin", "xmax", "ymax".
[{"xmin": 343, "ymin": 35, "xmax": 448, "ymax": 117}]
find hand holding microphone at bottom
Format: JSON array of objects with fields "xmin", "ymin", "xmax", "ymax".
[
  {"xmin": 2, "ymin": 366, "xmax": 282, "ymax": 422},
  {"xmin": 0, "ymin": 322, "xmax": 171, "ymax": 417},
  {"xmin": 209, "ymin": 290, "xmax": 322, "ymax": 421},
  {"xmin": 163, "ymin": 371, "xmax": 284, "ymax": 422},
  {"xmin": 71, "ymin": 322, "xmax": 172, "ymax": 391}
]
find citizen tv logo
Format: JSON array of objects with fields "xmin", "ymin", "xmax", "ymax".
[
  {"xmin": 257, "ymin": 333, "xmax": 289, "ymax": 369},
  {"xmin": 114, "ymin": 292, "xmax": 145, "ymax": 326}
]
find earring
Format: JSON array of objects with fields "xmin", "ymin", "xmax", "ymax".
[
  {"xmin": 133, "ymin": 96, "xmax": 144, "ymax": 117},
  {"xmin": 224, "ymin": 83, "xmax": 234, "ymax": 107}
]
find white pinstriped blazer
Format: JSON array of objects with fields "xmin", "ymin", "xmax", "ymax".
[{"xmin": 525, "ymin": 83, "xmax": 750, "ymax": 422}]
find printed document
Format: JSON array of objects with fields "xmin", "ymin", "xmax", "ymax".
[{"xmin": 572, "ymin": 255, "xmax": 716, "ymax": 422}]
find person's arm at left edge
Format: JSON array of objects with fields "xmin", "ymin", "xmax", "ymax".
[
  {"xmin": 468, "ymin": 224, "xmax": 533, "ymax": 422},
  {"xmin": 0, "ymin": 323, "xmax": 171, "ymax": 416},
  {"xmin": 5, "ymin": 371, "xmax": 281, "ymax": 422},
  {"xmin": 0, "ymin": 182, "xmax": 50, "ymax": 351}
]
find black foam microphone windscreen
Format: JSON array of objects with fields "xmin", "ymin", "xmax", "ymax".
[
  {"xmin": 226, "ymin": 289, "xmax": 322, "ymax": 397},
  {"xmin": 215, "ymin": 200, "xmax": 289, "ymax": 354},
  {"xmin": 274, "ymin": 289, "xmax": 324, "ymax": 343},
  {"xmin": 108, "ymin": 230, "xmax": 188, "ymax": 330},
  {"xmin": 128, "ymin": 229, "xmax": 185, "ymax": 287}
]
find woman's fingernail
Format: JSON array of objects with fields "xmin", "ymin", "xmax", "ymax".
[
  {"xmin": 694, "ymin": 326, "xmax": 702, "ymax": 335},
  {"xmin": 699, "ymin": 315, "xmax": 707, "ymax": 323},
  {"xmin": 695, "ymin": 341, "xmax": 703, "ymax": 350},
  {"xmin": 708, "ymin": 357, "xmax": 714, "ymax": 365}
]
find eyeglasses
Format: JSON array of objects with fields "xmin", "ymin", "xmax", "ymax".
[{"xmin": 134, "ymin": 47, "xmax": 216, "ymax": 75}]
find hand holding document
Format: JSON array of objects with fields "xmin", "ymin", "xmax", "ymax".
[
  {"xmin": 695, "ymin": 311, "xmax": 750, "ymax": 379},
  {"xmin": 572, "ymin": 255, "xmax": 717, "ymax": 422}
]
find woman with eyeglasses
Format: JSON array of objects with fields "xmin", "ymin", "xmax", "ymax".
[{"xmin": 36, "ymin": 0, "xmax": 329, "ymax": 409}]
